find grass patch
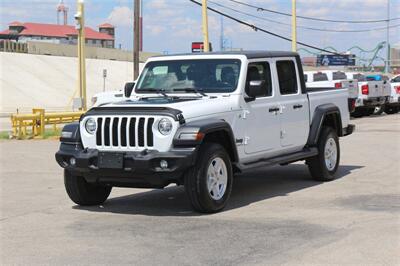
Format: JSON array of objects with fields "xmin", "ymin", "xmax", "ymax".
[{"xmin": 0, "ymin": 128, "xmax": 62, "ymax": 140}]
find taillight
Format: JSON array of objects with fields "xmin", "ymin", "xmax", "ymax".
[
  {"xmin": 395, "ymin": 86, "xmax": 400, "ymax": 94},
  {"xmin": 334, "ymin": 82, "xmax": 342, "ymax": 88},
  {"xmin": 361, "ymin": 84, "xmax": 369, "ymax": 95}
]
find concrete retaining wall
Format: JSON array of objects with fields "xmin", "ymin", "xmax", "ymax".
[{"xmin": 0, "ymin": 52, "xmax": 144, "ymax": 115}]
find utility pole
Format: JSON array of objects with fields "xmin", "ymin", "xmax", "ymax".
[
  {"xmin": 291, "ymin": 0, "xmax": 297, "ymax": 52},
  {"xmin": 133, "ymin": 0, "xmax": 140, "ymax": 80},
  {"xmin": 75, "ymin": 0, "xmax": 87, "ymax": 111},
  {"xmin": 202, "ymin": 0, "xmax": 210, "ymax": 52},
  {"xmin": 220, "ymin": 16, "xmax": 224, "ymax": 51},
  {"xmin": 385, "ymin": 0, "xmax": 390, "ymax": 73}
]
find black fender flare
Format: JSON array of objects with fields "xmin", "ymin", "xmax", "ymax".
[
  {"xmin": 307, "ymin": 104, "xmax": 343, "ymax": 146},
  {"xmin": 173, "ymin": 119, "xmax": 239, "ymax": 162},
  {"xmin": 60, "ymin": 122, "xmax": 81, "ymax": 144}
]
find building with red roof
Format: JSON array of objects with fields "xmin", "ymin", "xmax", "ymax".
[{"xmin": 0, "ymin": 22, "xmax": 115, "ymax": 48}]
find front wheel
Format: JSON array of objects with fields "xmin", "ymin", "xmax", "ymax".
[
  {"xmin": 307, "ymin": 127, "xmax": 340, "ymax": 181},
  {"xmin": 64, "ymin": 170, "xmax": 112, "ymax": 206},
  {"xmin": 184, "ymin": 143, "xmax": 233, "ymax": 213}
]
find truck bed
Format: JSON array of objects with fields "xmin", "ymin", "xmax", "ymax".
[{"xmin": 307, "ymin": 88, "xmax": 350, "ymax": 128}]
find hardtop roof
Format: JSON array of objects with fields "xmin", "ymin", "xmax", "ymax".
[{"xmin": 153, "ymin": 50, "xmax": 299, "ymax": 59}]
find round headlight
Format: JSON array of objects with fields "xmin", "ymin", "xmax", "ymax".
[
  {"xmin": 158, "ymin": 118, "xmax": 172, "ymax": 135},
  {"xmin": 85, "ymin": 118, "xmax": 97, "ymax": 134}
]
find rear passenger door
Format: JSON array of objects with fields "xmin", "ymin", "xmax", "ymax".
[{"xmin": 275, "ymin": 59, "xmax": 309, "ymax": 151}]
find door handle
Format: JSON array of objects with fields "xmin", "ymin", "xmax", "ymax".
[
  {"xmin": 293, "ymin": 104, "xmax": 303, "ymax": 109},
  {"xmin": 269, "ymin": 107, "xmax": 280, "ymax": 112}
]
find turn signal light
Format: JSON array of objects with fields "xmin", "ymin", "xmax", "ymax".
[{"xmin": 361, "ymin": 84, "xmax": 369, "ymax": 95}]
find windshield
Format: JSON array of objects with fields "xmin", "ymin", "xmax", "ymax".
[{"xmin": 136, "ymin": 59, "xmax": 241, "ymax": 93}]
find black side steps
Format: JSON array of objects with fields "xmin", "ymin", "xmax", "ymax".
[{"xmin": 236, "ymin": 147, "xmax": 318, "ymax": 172}]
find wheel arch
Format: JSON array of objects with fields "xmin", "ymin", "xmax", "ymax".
[
  {"xmin": 173, "ymin": 119, "xmax": 239, "ymax": 163},
  {"xmin": 307, "ymin": 104, "xmax": 343, "ymax": 146}
]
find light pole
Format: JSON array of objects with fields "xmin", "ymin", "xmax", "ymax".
[
  {"xmin": 291, "ymin": 0, "xmax": 297, "ymax": 52},
  {"xmin": 202, "ymin": 0, "xmax": 210, "ymax": 52},
  {"xmin": 133, "ymin": 0, "xmax": 140, "ymax": 80},
  {"xmin": 385, "ymin": 0, "xmax": 390, "ymax": 73},
  {"xmin": 75, "ymin": 0, "xmax": 87, "ymax": 111}
]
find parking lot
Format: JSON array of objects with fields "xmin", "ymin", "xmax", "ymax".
[{"xmin": 0, "ymin": 114, "xmax": 399, "ymax": 265}]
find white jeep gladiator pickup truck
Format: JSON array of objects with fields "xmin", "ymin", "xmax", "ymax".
[{"xmin": 55, "ymin": 51, "xmax": 354, "ymax": 213}]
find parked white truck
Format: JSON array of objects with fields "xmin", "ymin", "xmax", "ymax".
[
  {"xmin": 385, "ymin": 74, "xmax": 400, "ymax": 114},
  {"xmin": 304, "ymin": 70, "xmax": 358, "ymax": 113},
  {"xmin": 345, "ymin": 72, "xmax": 391, "ymax": 117},
  {"xmin": 91, "ymin": 90, "xmax": 124, "ymax": 107},
  {"xmin": 56, "ymin": 51, "xmax": 354, "ymax": 213}
]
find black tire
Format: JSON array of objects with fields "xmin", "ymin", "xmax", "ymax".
[
  {"xmin": 351, "ymin": 108, "xmax": 363, "ymax": 118},
  {"xmin": 363, "ymin": 108, "xmax": 375, "ymax": 116},
  {"xmin": 384, "ymin": 105, "xmax": 399, "ymax": 114},
  {"xmin": 64, "ymin": 170, "xmax": 111, "ymax": 206},
  {"xmin": 306, "ymin": 127, "xmax": 340, "ymax": 181},
  {"xmin": 184, "ymin": 143, "xmax": 233, "ymax": 213}
]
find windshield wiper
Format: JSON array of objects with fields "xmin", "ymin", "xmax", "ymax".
[
  {"xmin": 172, "ymin": 88, "xmax": 208, "ymax": 96},
  {"xmin": 138, "ymin": 88, "xmax": 169, "ymax": 98}
]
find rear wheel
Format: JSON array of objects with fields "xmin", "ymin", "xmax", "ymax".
[
  {"xmin": 184, "ymin": 143, "xmax": 233, "ymax": 213},
  {"xmin": 364, "ymin": 108, "xmax": 375, "ymax": 116},
  {"xmin": 384, "ymin": 105, "xmax": 399, "ymax": 114},
  {"xmin": 307, "ymin": 127, "xmax": 340, "ymax": 181},
  {"xmin": 64, "ymin": 170, "xmax": 112, "ymax": 206},
  {"xmin": 351, "ymin": 108, "xmax": 363, "ymax": 118}
]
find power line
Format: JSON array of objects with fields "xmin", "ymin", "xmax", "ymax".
[
  {"xmin": 189, "ymin": 0, "xmax": 341, "ymax": 55},
  {"xmin": 227, "ymin": 0, "xmax": 400, "ymax": 24},
  {"xmin": 209, "ymin": 1, "xmax": 400, "ymax": 33}
]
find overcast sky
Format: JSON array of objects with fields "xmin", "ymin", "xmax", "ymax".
[{"xmin": 1, "ymin": 0, "xmax": 399, "ymax": 61}]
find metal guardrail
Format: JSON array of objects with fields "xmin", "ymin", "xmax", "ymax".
[{"xmin": 10, "ymin": 109, "xmax": 84, "ymax": 139}]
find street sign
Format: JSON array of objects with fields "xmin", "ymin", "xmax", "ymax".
[
  {"xmin": 317, "ymin": 54, "xmax": 355, "ymax": 66},
  {"xmin": 192, "ymin": 42, "xmax": 212, "ymax": 53}
]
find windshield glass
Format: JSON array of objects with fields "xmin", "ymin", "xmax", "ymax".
[{"xmin": 136, "ymin": 59, "xmax": 241, "ymax": 93}]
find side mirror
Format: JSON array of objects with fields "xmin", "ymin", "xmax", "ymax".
[
  {"xmin": 245, "ymin": 80, "xmax": 265, "ymax": 102},
  {"xmin": 124, "ymin": 82, "xmax": 135, "ymax": 98}
]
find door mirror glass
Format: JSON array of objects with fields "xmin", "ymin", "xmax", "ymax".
[{"xmin": 124, "ymin": 82, "xmax": 135, "ymax": 98}]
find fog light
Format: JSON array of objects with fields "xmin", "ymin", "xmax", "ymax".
[
  {"xmin": 70, "ymin": 157, "xmax": 76, "ymax": 166},
  {"xmin": 160, "ymin": 160, "xmax": 168, "ymax": 169}
]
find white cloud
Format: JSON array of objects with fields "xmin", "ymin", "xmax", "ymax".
[{"xmin": 106, "ymin": 6, "xmax": 132, "ymax": 27}]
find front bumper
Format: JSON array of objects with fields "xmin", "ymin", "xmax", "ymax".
[{"xmin": 55, "ymin": 143, "xmax": 197, "ymax": 188}]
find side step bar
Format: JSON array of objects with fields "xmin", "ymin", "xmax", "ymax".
[{"xmin": 236, "ymin": 147, "xmax": 318, "ymax": 171}]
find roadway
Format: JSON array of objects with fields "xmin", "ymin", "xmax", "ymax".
[{"xmin": 0, "ymin": 114, "xmax": 399, "ymax": 265}]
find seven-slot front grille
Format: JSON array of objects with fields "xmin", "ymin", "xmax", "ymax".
[{"xmin": 96, "ymin": 116, "xmax": 155, "ymax": 148}]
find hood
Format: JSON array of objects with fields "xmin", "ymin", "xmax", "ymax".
[{"xmin": 99, "ymin": 95, "xmax": 238, "ymax": 120}]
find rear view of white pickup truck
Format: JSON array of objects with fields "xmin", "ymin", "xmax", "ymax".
[
  {"xmin": 56, "ymin": 51, "xmax": 354, "ymax": 213},
  {"xmin": 346, "ymin": 72, "xmax": 391, "ymax": 117}
]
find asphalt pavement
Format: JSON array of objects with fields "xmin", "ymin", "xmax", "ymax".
[{"xmin": 1, "ymin": 114, "xmax": 399, "ymax": 265}]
